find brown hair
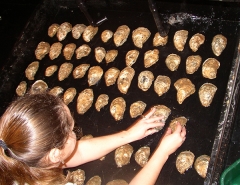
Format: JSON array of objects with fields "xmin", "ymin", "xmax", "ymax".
[{"xmin": 0, "ymin": 93, "xmax": 73, "ymax": 185}]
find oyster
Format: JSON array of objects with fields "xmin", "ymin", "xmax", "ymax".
[
  {"xmin": 30, "ymin": 80, "xmax": 48, "ymax": 94},
  {"xmin": 114, "ymin": 25, "xmax": 130, "ymax": 47},
  {"xmin": 101, "ymin": 29, "xmax": 113, "ymax": 43},
  {"xmin": 45, "ymin": 65, "xmax": 58, "ymax": 77},
  {"xmin": 80, "ymin": 134, "xmax": 93, "ymax": 140},
  {"xmin": 95, "ymin": 47, "xmax": 106, "ymax": 63},
  {"xmin": 153, "ymin": 32, "xmax": 168, "ymax": 46},
  {"xmin": 57, "ymin": 22, "xmax": 72, "ymax": 41},
  {"xmin": 86, "ymin": 175, "xmax": 101, "ymax": 185},
  {"xmin": 58, "ymin": 62, "xmax": 73, "ymax": 81},
  {"xmin": 72, "ymin": 24, "xmax": 86, "ymax": 39},
  {"xmin": 16, "ymin": 81, "xmax": 27, "ymax": 97},
  {"xmin": 48, "ymin": 23, "xmax": 59, "ymax": 37},
  {"xmin": 77, "ymin": 88, "xmax": 94, "ymax": 114},
  {"xmin": 35, "ymin": 41, "xmax": 50, "ymax": 60},
  {"xmin": 154, "ymin": 75, "xmax": 171, "ymax": 96},
  {"xmin": 212, "ymin": 34, "xmax": 227, "ymax": 56},
  {"xmin": 132, "ymin": 27, "xmax": 151, "ymax": 48},
  {"xmin": 169, "ymin": 116, "xmax": 188, "ymax": 132},
  {"xmin": 25, "ymin": 61, "xmax": 39, "ymax": 80},
  {"xmin": 186, "ymin": 55, "xmax": 202, "ymax": 74},
  {"xmin": 189, "ymin": 33, "xmax": 205, "ymax": 52},
  {"xmin": 174, "ymin": 78, "xmax": 196, "ymax": 104},
  {"xmin": 165, "ymin": 53, "xmax": 181, "ymax": 71},
  {"xmin": 194, "ymin": 155, "xmax": 210, "ymax": 178},
  {"xmin": 115, "ymin": 144, "xmax": 133, "ymax": 167},
  {"xmin": 202, "ymin": 58, "xmax": 220, "ymax": 79},
  {"xmin": 135, "ymin": 146, "xmax": 150, "ymax": 167},
  {"xmin": 130, "ymin": 101, "xmax": 147, "ymax": 118},
  {"xmin": 106, "ymin": 180, "xmax": 128, "ymax": 185},
  {"xmin": 95, "ymin": 94, "xmax": 109, "ymax": 112},
  {"xmin": 117, "ymin": 67, "xmax": 135, "ymax": 94},
  {"xmin": 176, "ymin": 151, "xmax": 195, "ymax": 174},
  {"xmin": 104, "ymin": 67, "xmax": 120, "ymax": 86},
  {"xmin": 63, "ymin": 87, "xmax": 76, "ymax": 105},
  {"xmin": 173, "ymin": 30, "xmax": 188, "ymax": 51},
  {"xmin": 125, "ymin": 49, "xmax": 139, "ymax": 67},
  {"xmin": 88, "ymin": 66, "xmax": 103, "ymax": 86},
  {"xmin": 63, "ymin": 43, "xmax": 76, "ymax": 60},
  {"xmin": 199, "ymin": 83, "xmax": 217, "ymax": 107},
  {"xmin": 49, "ymin": 42, "xmax": 62, "ymax": 60},
  {"xmin": 82, "ymin": 25, "xmax": 98, "ymax": 42},
  {"xmin": 150, "ymin": 105, "xmax": 171, "ymax": 130},
  {"xmin": 73, "ymin": 64, "xmax": 90, "ymax": 79},
  {"xmin": 110, "ymin": 97, "xmax": 126, "ymax": 121},
  {"xmin": 49, "ymin": 86, "xmax": 64, "ymax": 97},
  {"xmin": 75, "ymin": 44, "xmax": 91, "ymax": 60},
  {"xmin": 105, "ymin": 50, "xmax": 118, "ymax": 64},
  {"xmin": 144, "ymin": 49, "xmax": 159, "ymax": 68},
  {"xmin": 67, "ymin": 169, "xmax": 85, "ymax": 185},
  {"xmin": 138, "ymin": 70, "xmax": 154, "ymax": 91}
]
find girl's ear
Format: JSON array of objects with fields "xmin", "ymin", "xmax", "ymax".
[{"xmin": 48, "ymin": 148, "xmax": 61, "ymax": 163}]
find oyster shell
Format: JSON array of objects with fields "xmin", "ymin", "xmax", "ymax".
[
  {"xmin": 125, "ymin": 49, "xmax": 139, "ymax": 67},
  {"xmin": 212, "ymin": 34, "xmax": 227, "ymax": 56},
  {"xmin": 63, "ymin": 43, "xmax": 76, "ymax": 60},
  {"xmin": 88, "ymin": 66, "xmax": 103, "ymax": 86},
  {"xmin": 132, "ymin": 27, "xmax": 151, "ymax": 48},
  {"xmin": 95, "ymin": 47, "xmax": 106, "ymax": 63},
  {"xmin": 105, "ymin": 50, "xmax": 118, "ymax": 64},
  {"xmin": 130, "ymin": 101, "xmax": 146, "ymax": 118},
  {"xmin": 73, "ymin": 64, "xmax": 90, "ymax": 79},
  {"xmin": 25, "ymin": 61, "xmax": 39, "ymax": 80},
  {"xmin": 58, "ymin": 62, "xmax": 73, "ymax": 81},
  {"xmin": 63, "ymin": 87, "xmax": 76, "ymax": 105},
  {"xmin": 194, "ymin": 155, "xmax": 210, "ymax": 178},
  {"xmin": 202, "ymin": 58, "xmax": 220, "ymax": 79},
  {"xmin": 115, "ymin": 144, "xmax": 133, "ymax": 167},
  {"xmin": 57, "ymin": 22, "xmax": 72, "ymax": 41},
  {"xmin": 75, "ymin": 44, "xmax": 91, "ymax": 60},
  {"xmin": 72, "ymin": 24, "xmax": 86, "ymax": 39},
  {"xmin": 144, "ymin": 49, "xmax": 159, "ymax": 68},
  {"xmin": 189, "ymin": 33, "xmax": 205, "ymax": 52},
  {"xmin": 86, "ymin": 175, "xmax": 101, "ymax": 185},
  {"xmin": 110, "ymin": 97, "xmax": 126, "ymax": 121},
  {"xmin": 104, "ymin": 67, "xmax": 120, "ymax": 86},
  {"xmin": 49, "ymin": 42, "xmax": 62, "ymax": 60},
  {"xmin": 153, "ymin": 32, "xmax": 168, "ymax": 46},
  {"xmin": 176, "ymin": 151, "xmax": 195, "ymax": 174},
  {"xmin": 49, "ymin": 86, "xmax": 64, "ymax": 97},
  {"xmin": 95, "ymin": 94, "xmax": 109, "ymax": 112},
  {"xmin": 67, "ymin": 169, "xmax": 85, "ymax": 185},
  {"xmin": 174, "ymin": 78, "xmax": 196, "ymax": 104},
  {"xmin": 106, "ymin": 179, "xmax": 128, "ymax": 185},
  {"xmin": 138, "ymin": 70, "xmax": 154, "ymax": 91},
  {"xmin": 45, "ymin": 65, "xmax": 58, "ymax": 77},
  {"xmin": 82, "ymin": 25, "xmax": 98, "ymax": 42},
  {"xmin": 150, "ymin": 105, "xmax": 171, "ymax": 130},
  {"xmin": 114, "ymin": 25, "xmax": 130, "ymax": 47},
  {"xmin": 117, "ymin": 67, "xmax": 135, "ymax": 94},
  {"xmin": 154, "ymin": 75, "xmax": 171, "ymax": 96},
  {"xmin": 16, "ymin": 81, "xmax": 27, "ymax": 97},
  {"xmin": 186, "ymin": 55, "xmax": 202, "ymax": 74},
  {"xmin": 173, "ymin": 30, "xmax": 188, "ymax": 51},
  {"xmin": 48, "ymin": 23, "xmax": 59, "ymax": 37},
  {"xmin": 101, "ymin": 29, "xmax": 113, "ymax": 43},
  {"xmin": 165, "ymin": 53, "xmax": 181, "ymax": 71},
  {"xmin": 30, "ymin": 80, "xmax": 48, "ymax": 94},
  {"xmin": 35, "ymin": 41, "xmax": 50, "ymax": 60},
  {"xmin": 135, "ymin": 146, "xmax": 150, "ymax": 167},
  {"xmin": 169, "ymin": 116, "xmax": 188, "ymax": 132},
  {"xmin": 77, "ymin": 88, "xmax": 94, "ymax": 114},
  {"xmin": 199, "ymin": 83, "xmax": 217, "ymax": 107}
]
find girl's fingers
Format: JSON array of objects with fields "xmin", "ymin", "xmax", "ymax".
[{"xmin": 141, "ymin": 107, "xmax": 156, "ymax": 119}]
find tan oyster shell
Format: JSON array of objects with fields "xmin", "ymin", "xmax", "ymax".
[
  {"xmin": 110, "ymin": 97, "xmax": 126, "ymax": 121},
  {"xmin": 86, "ymin": 175, "xmax": 101, "ymax": 185},
  {"xmin": 150, "ymin": 105, "xmax": 171, "ymax": 130},
  {"xmin": 138, "ymin": 70, "xmax": 154, "ymax": 91},
  {"xmin": 189, "ymin": 33, "xmax": 205, "ymax": 52},
  {"xmin": 101, "ymin": 29, "xmax": 113, "ymax": 43},
  {"xmin": 58, "ymin": 62, "xmax": 73, "ymax": 81},
  {"xmin": 77, "ymin": 88, "xmax": 94, "ymax": 114},
  {"xmin": 25, "ymin": 61, "xmax": 39, "ymax": 80},
  {"xmin": 75, "ymin": 44, "xmax": 91, "ymax": 60},
  {"xmin": 169, "ymin": 116, "xmax": 188, "ymax": 132},
  {"xmin": 115, "ymin": 144, "xmax": 133, "ymax": 167},
  {"xmin": 73, "ymin": 64, "xmax": 90, "ymax": 79},
  {"xmin": 95, "ymin": 94, "xmax": 109, "ymax": 112},
  {"xmin": 117, "ymin": 67, "xmax": 135, "ymax": 94},
  {"xmin": 30, "ymin": 80, "xmax": 48, "ymax": 94},
  {"xmin": 106, "ymin": 179, "xmax": 128, "ymax": 185},
  {"xmin": 35, "ymin": 41, "xmax": 50, "ymax": 60},
  {"xmin": 186, "ymin": 55, "xmax": 202, "ymax": 74},
  {"xmin": 72, "ymin": 24, "xmax": 86, "ymax": 39},
  {"xmin": 165, "ymin": 53, "xmax": 181, "ymax": 71},
  {"xmin": 154, "ymin": 75, "xmax": 171, "ymax": 96},
  {"xmin": 45, "ymin": 65, "xmax": 58, "ymax": 77},
  {"xmin": 132, "ymin": 27, "xmax": 151, "ymax": 48},
  {"xmin": 82, "ymin": 25, "xmax": 98, "ymax": 42},
  {"xmin": 199, "ymin": 83, "xmax": 217, "ymax": 107},
  {"xmin": 173, "ymin": 30, "xmax": 188, "ymax": 51},
  {"xmin": 95, "ymin": 47, "xmax": 106, "ymax": 63},
  {"xmin": 63, "ymin": 43, "xmax": 76, "ymax": 60},
  {"xmin": 153, "ymin": 32, "xmax": 168, "ymax": 46},
  {"xmin": 57, "ymin": 22, "xmax": 72, "ymax": 41},
  {"xmin": 130, "ymin": 101, "xmax": 147, "ymax": 118},
  {"xmin": 176, "ymin": 151, "xmax": 195, "ymax": 174},
  {"xmin": 105, "ymin": 50, "xmax": 118, "ymax": 64},
  {"xmin": 125, "ymin": 49, "xmax": 139, "ymax": 67},
  {"xmin": 144, "ymin": 49, "xmax": 159, "ymax": 68},
  {"xmin": 174, "ymin": 78, "xmax": 196, "ymax": 104},
  {"xmin": 212, "ymin": 34, "xmax": 227, "ymax": 56},
  {"xmin": 135, "ymin": 146, "xmax": 150, "ymax": 167},
  {"xmin": 16, "ymin": 81, "xmax": 27, "ymax": 97},
  {"xmin": 63, "ymin": 87, "xmax": 76, "ymax": 105},
  {"xmin": 67, "ymin": 169, "xmax": 85, "ymax": 185},
  {"xmin": 88, "ymin": 66, "xmax": 103, "ymax": 86},
  {"xmin": 49, "ymin": 86, "xmax": 64, "ymax": 97},
  {"xmin": 49, "ymin": 42, "xmax": 62, "ymax": 60},
  {"xmin": 194, "ymin": 155, "xmax": 210, "ymax": 178},
  {"xmin": 48, "ymin": 23, "xmax": 59, "ymax": 37},
  {"xmin": 114, "ymin": 25, "xmax": 130, "ymax": 47},
  {"xmin": 202, "ymin": 58, "xmax": 220, "ymax": 79},
  {"xmin": 104, "ymin": 67, "xmax": 120, "ymax": 86}
]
